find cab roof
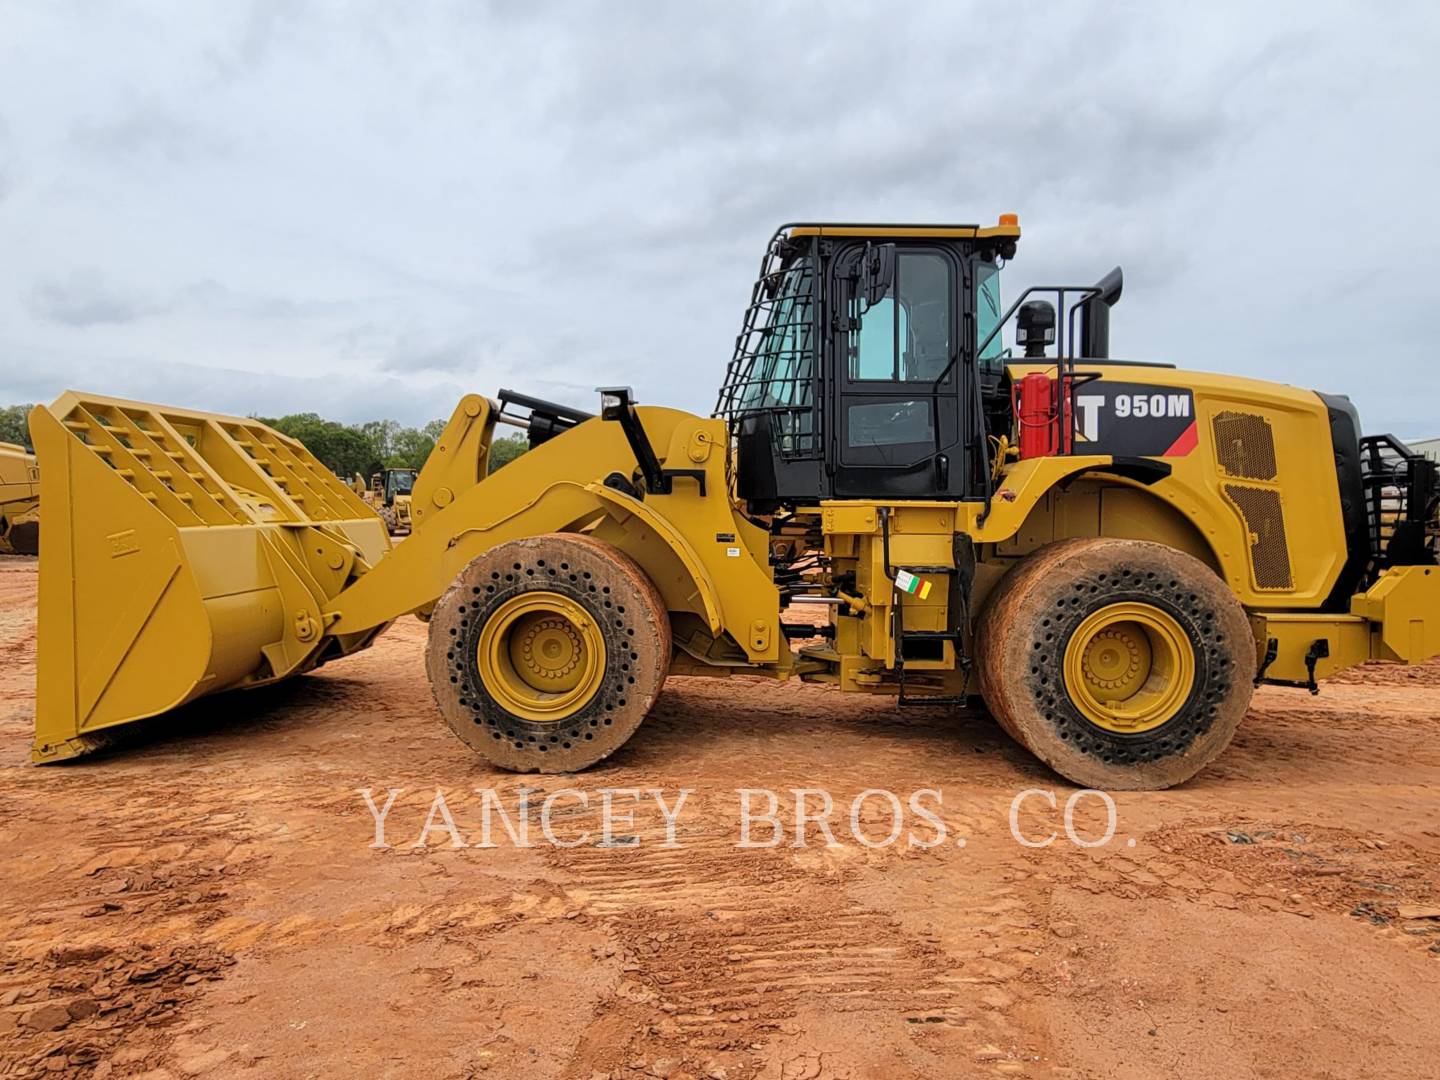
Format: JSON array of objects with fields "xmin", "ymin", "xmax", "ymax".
[{"xmin": 785, "ymin": 216, "xmax": 1020, "ymax": 241}]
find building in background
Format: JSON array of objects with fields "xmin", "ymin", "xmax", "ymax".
[{"xmin": 1411, "ymin": 438, "xmax": 1440, "ymax": 463}]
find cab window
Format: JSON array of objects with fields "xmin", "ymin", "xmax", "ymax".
[
  {"xmin": 849, "ymin": 251, "xmax": 952, "ymax": 381},
  {"xmin": 976, "ymin": 260, "xmax": 1004, "ymax": 376}
]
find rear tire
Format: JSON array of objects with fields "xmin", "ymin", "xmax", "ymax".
[
  {"xmin": 426, "ymin": 533, "xmax": 671, "ymax": 772},
  {"xmin": 0, "ymin": 517, "xmax": 38, "ymax": 556},
  {"xmin": 975, "ymin": 538, "xmax": 1256, "ymax": 790},
  {"xmin": 380, "ymin": 506, "xmax": 399, "ymax": 534},
  {"xmin": 10, "ymin": 520, "xmax": 38, "ymax": 555}
]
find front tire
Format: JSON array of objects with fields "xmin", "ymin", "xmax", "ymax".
[
  {"xmin": 425, "ymin": 534, "xmax": 671, "ymax": 772},
  {"xmin": 976, "ymin": 538, "xmax": 1256, "ymax": 790}
]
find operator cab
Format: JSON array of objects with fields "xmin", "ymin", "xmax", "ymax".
[
  {"xmin": 375, "ymin": 468, "xmax": 416, "ymax": 504},
  {"xmin": 714, "ymin": 217, "xmax": 1121, "ymax": 513}
]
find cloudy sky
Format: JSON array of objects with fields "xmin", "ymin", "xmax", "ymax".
[{"xmin": 1, "ymin": 2, "xmax": 1436, "ymax": 436}]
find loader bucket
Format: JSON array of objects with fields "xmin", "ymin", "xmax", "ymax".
[{"xmin": 29, "ymin": 392, "xmax": 392, "ymax": 762}]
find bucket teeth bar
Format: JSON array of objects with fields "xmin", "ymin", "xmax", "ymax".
[{"xmin": 28, "ymin": 391, "xmax": 391, "ymax": 763}]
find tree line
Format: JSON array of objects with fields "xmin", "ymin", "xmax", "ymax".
[
  {"xmin": 0, "ymin": 405, "xmax": 31, "ymax": 450},
  {"xmin": 0, "ymin": 404, "xmax": 528, "ymax": 478}
]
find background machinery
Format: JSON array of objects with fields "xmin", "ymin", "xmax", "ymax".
[
  {"xmin": 26, "ymin": 217, "xmax": 1440, "ymax": 788},
  {"xmin": 0, "ymin": 442, "xmax": 40, "ymax": 556},
  {"xmin": 355, "ymin": 467, "xmax": 416, "ymax": 535}
]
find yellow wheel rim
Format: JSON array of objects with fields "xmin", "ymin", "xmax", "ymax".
[
  {"xmin": 1062, "ymin": 602, "xmax": 1195, "ymax": 734},
  {"xmin": 476, "ymin": 592, "xmax": 605, "ymax": 722}
]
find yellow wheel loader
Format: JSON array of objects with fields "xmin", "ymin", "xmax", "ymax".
[
  {"xmin": 0, "ymin": 442, "xmax": 40, "ymax": 556},
  {"xmin": 354, "ymin": 468, "xmax": 416, "ymax": 535},
  {"xmin": 26, "ymin": 218, "xmax": 1440, "ymax": 788}
]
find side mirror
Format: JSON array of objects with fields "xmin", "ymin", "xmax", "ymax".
[{"xmin": 856, "ymin": 242, "xmax": 895, "ymax": 310}]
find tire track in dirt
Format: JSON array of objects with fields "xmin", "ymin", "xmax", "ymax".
[
  {"xmin": 0, "ymin": 797, "xmax": 257, "ymax": 1077},
  {"xmin": 534, "ymin": 783, "xmax": 1053, "ymax": 1076}
]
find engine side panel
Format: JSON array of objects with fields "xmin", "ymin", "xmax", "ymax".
[{"xmin": 1001, "ymin": 363, "xmax": 1349, "ymax": 609}]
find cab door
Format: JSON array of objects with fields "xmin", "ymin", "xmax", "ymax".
[{"xmin": 832, "ymin": 244, "xmax": 968, "ymax": 499}]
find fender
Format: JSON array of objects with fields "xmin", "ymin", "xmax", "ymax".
[{"xmin": 585, "ymin": 481, "xmax": 724, "ymax": 635}]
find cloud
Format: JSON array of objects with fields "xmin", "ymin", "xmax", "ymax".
[
  {"xmin": 374, "ymin": 330, "xmax": 494, "ymax": 375},
  {"xmin": 0, "ymin": 117, "xmax": 17, "ymax": 204},
  {"xmin": 26, "ymin": 270, "xmax": 170, "ymax": 328},
  {"xmin": 6, "ymin": 348, "xmax": 464, "ymax": 428},
  {"xmin": 0, "ymin": 2, "xmax": 1436, "ymax": 440},
  {"xmin": 69, "ymin": 104, "xmax": 229, "ymax": 164}
]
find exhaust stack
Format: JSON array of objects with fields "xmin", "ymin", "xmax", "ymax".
[{"xmin": 1081, "ymin": 266, "xmax": 1124, "ymax": 359}]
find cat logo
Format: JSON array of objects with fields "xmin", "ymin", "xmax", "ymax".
[{"xmin": 1071, "ymin": 382, "xmax": 1198, "ymax": 458}]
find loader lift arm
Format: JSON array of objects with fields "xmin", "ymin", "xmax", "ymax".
[{"xmin": 27, "ymin": 389, "xmax": 778, "ymax": 763}]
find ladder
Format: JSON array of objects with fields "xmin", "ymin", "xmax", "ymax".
[{"xmin": 877, "ymin": 508, "xmax": 975, "ymax": 707}]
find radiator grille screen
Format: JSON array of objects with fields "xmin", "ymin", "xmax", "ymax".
[
  {"xmin": 1213, "ymin": 411, "xmax": 1278, "ymax": 481},
  {"xmin": 1224, "ymin": 483, "xmax": 1293, "ymax": 589}
]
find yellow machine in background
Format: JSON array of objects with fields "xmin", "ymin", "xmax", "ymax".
[
  {"xmin": 0, "ymin": 442, "xmax": 40, "ymax": 556},
  {"xmin": 354, "ymin": 468, "xmax": 415, "ymax": 535},
  {"xmin": 26, "ymin": 218, "xmax": 1440, "ymax": 787}
]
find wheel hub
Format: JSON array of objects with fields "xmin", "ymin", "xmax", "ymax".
[
  {"xmin": 477, "ymin": 592, "xmax": 605, "ymax": 722},
  {"xmin": 513, "ymin": 616, "xmax": 585, "ymax": 689},
  {"xmin": 1063, "ymin": 602, "xmax": 1194, "ymax": 734},
  {"xmin": 1080, "ymin": 626, "xmax": 1149, "ymax": 692}
]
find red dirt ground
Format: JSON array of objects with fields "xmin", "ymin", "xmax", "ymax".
[{"xmin": 1, "ymin": 553, "xmax": 1438, "ymax": 1079}]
